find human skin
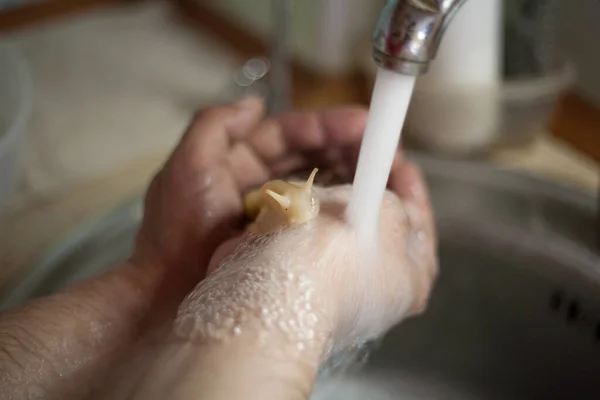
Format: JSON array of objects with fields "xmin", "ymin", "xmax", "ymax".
[
  {"xmin": 0, "ymin": 98, "xmax": 435, "ymax": 400},
  {"xmin": 126, "ymin": 181, "xmax": 436, "ymax": 400}
]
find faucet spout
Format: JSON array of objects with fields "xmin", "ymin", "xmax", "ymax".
[{"xmin": 372, "ymin": 0, "xmax": 468, "ymax": 75}]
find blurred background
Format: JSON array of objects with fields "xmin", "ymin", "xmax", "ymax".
[{"xmin": 0, "ymin": 2, "xmax": 599, "ymax": 397}]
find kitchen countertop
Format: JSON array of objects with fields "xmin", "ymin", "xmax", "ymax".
[{"xmin": 0, "ymin": 1, "xmax": 598, "ymax": 294}]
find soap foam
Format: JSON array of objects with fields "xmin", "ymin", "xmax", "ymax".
[{"xmin": 174, "ymin": 231, "xmax": 328, "ymax": 359}]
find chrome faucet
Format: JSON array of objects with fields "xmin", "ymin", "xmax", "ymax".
[{"xmin": 372, "ymin": 0, "xmax": 468, "ymax": 75}]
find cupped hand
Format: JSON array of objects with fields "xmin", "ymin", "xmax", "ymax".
[
  {"xmin": 129, "ymin": 99, "xmax": 437, "ymax": 400},
  {"xmin": 182, "ymin": 157, "xmax": 436, "ymax": 359},
  {"xmin": 134, "ymin": 97, "xmax": 368, "ymax": 276}
]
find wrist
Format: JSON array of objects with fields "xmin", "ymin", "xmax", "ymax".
[
  {"xmin": 132, "ymin": 325, "xmax": 326, "ymax": 400},
  {"xmin": 134, "ymin": 250, "xmax": 336, "ymax": 399}
]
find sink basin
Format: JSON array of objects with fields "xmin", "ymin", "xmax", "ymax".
[{"xmin": 329, "ymin": 233, "xmax": 600, "ymax": 399}]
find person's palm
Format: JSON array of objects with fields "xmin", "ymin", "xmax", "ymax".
[{"xmin": 135, "ymin": 98, "xmax": 368, "ymax": 277}]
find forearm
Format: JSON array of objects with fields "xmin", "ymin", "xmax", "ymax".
[
  {"xmin": 130, "ymin": 328, "xmax": 323, "ymax": 400},
  {"xmin": 0, "ymin": 261, "xmax": 166, "ymax": 399}
]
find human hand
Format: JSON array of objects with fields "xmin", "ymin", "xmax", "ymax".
[
  {"xmin": 182, "ymin": 154, "xmax": 436, "ymax": 358},
  {"xmin": 134, "ymin": 97, "xmax": 369, "ymax": 277},
  {"xmin": 133, "ymin": 130, "xmax": 437, "ymax": 400},
  {"xmin": 0, "ymin": 98, "xmax": 374, "ymax": 399}
]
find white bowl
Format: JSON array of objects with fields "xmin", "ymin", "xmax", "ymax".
[{"xmin": 0, "ymin": 43, "xmax": 33, "ymax": 214}]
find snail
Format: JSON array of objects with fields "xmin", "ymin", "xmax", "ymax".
[{"xmin": 244, "ymin": 168, "xmax": 320, "ymax": 235}]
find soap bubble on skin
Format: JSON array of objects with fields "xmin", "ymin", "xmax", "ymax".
[{"xmin": 173, "ymin": 229, "xmax": 328, "ymax": 359}]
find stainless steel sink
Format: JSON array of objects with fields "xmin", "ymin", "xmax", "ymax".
[
  {"xmin": 1, "ymin": 152, "xmax": 598, "ymax": 399},
  {"xmin": 358, "ymin": 236, "xmax": 600, "ymax": 398},
  {"xmin": 316, "ymin": 154, "xmax": 600, "ymax": 399}
]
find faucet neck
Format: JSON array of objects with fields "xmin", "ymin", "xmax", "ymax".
[{"xmin": 372, "ymin": 0, "xmax": 468, "ymax": 75}]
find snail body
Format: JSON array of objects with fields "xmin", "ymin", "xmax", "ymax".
[{"xmin": 244, "ymin": 168, "xmax": 320, "ymax": 234}]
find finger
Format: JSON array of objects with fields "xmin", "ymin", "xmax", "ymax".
[
  {"xmin": 247, "ymin": 107, "xmax": 367, "ymax": 169},
  {"xmin": 302, "ymin": 147, "xmax": 343, "ymax": 170},
  {"xmin": 227, "ymin": 141, "xmax": 271, "ymax": 191},
  {"xmin": 389, "ymin": 161, "xmax": 428, "ymax": 206},
  {"xmin": 177, "ymin": 97, "xmax": 265, "ymax": 169},
  {"xmin": 390, "ymin": 152, "xmax": 403, "ymax": 180},
  {"xmin": 0, "ymin": 260, "xmax": 189, "ymax": 400},
  {"xmin": 389, "ymin": 161, "xmax": 436, "ymax": 239},
  {"xmin": 338, "ymin": 143, "xmax": 361, "ymax": 181},
  {"xmin": 269, "ymin": 154, "xmax": 307, "ymax": 179}
]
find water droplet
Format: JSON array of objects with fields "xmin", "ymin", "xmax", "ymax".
[{"xmin": 233, "ymin": 326, "xmax": 242, "ymax": 335}]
